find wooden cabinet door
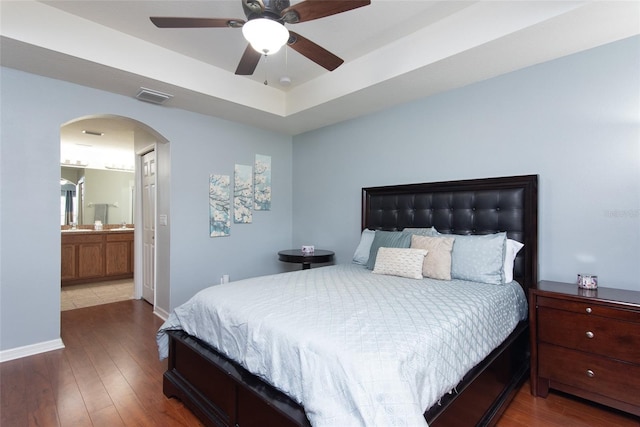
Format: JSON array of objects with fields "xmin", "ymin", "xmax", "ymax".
[
  {"xmin": 106, "ymin": 241, "xmax": 130, "ymax": 275},
  {"xmin": 78, "ymin": 242, "xmax": 104, "ymax": 278},
  {"xmin": 61, "ymin": 244, "xmax": 77, "ymax": 280}
]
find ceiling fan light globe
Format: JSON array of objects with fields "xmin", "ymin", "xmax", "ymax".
[{"xmin": 242, "ymin": 18, "xmax": 289, "ymax": 55}]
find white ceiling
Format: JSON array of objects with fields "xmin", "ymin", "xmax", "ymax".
[
  {"xmin": 59, "ymin": 117, "xmax": 136, "ymax": 170},
  {"xmin": 1, "ymin": 0, "xmax": 639, "ymax": 138}
]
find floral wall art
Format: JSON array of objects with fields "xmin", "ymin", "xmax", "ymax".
[
  {"xmin": 234, "ymin": 164, "xmax": 253, "ymax": 224},
  {"xmin": 210, "ymin": 155, "xmax": 272, "ymax": 236},
  {"xmin": 254, "ymin": 154, "xmax": 272, "ymax": 211},
  {"xmin": 209, "ymin": 174, "xmax": 230, "ymax": 237}
]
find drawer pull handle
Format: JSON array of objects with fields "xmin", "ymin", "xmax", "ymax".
[
  {"xmin": 585, "ymin": 331, "xmax": 594, "ymax": 339},
  {"xmin": 586, "ymin": 369, "xmax": 595, "ymax": 378},
  {"xmin": 585, "ymin": 307, "xmax": 592, "ymax": 314}
]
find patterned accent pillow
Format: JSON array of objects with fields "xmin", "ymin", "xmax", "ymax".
[
  {"xmin": 410, "ymin": 234, "xmax": 455, "ymax": 280},
  {"xmin": 366, "ymin": 231, "xmax": 412, "ymax": 270},
  {"xmin": 372, "ymin": 247, "xmax": 428, "ymax": 279},
  {"xmin": 448, "ymin": 232, "xmax": 507, "ymax": 285}
]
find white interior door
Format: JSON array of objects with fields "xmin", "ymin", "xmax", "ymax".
[{"xmin": 142, "ymin": 150, "xmax": 156, "ymax": 304}]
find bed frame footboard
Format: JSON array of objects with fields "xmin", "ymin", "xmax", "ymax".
[
  {"xmin": 164, "ymin": 330, "xmax": 310, "ymax": 427},
  {"xmin": 164, "ymin": 322, "xmax": 528, "ymax": 427}
]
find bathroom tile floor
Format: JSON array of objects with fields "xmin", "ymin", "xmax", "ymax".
[{"xmin": 61, "ymin": 279, "xmax": 134, "ymax": 311}]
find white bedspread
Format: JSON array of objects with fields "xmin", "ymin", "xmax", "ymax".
[{"xmin": 157, "ymin": 264, "xmax": 527, "ymax": 427}]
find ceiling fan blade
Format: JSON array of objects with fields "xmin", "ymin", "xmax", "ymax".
[
  {"xmin": 150, "ymin": 17, "xmax": 245, "ymax": 28},
  {"xmin": 287, "ymin": 31, "xmax": 343, "ymax": 71},
  {"xmin": 282, "ymin": 0, "xmax": 370, "ymax": 23},
  {"xmin": 235, "ymin": 44, "xmax": 262, "ymax": 75}
]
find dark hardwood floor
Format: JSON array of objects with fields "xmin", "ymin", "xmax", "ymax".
[
  {"xmin": 1, "ymin": 299, "xmax": 639, "ymax": 426},
  {"xmin": 497, "ymin": 381, "xmax": 639, "ymax": 427},
  {"xmin": 1, "ymin": 300, "xmax": 203, "ymax": 427}
]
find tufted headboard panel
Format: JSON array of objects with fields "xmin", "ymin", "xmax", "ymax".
[{"xmin": 362, "ymin": 175, "xmax": 538, "ymax": 290}]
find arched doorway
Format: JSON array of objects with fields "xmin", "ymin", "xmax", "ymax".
[{"xmin": 59, "ymin": 114, "xmax": 168, "ymax": 310}]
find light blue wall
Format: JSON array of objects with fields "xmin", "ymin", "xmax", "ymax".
[
  {"xmin": 292, "ymin": 35, "xmax": 640, "ymax": 291},
  {"xmin": 0, "ymin": 67, "xmax": 293, "ymax": 352},
  {"xmin": 1, "ymin": 35, "xmax": 638, "ymax": 356},
  {"xmin": 166, "ymin": 108, "xmax": 294, "ymax": 305}
]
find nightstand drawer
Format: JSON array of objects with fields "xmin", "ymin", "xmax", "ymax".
[
  {"xmin": 537, "ymin": 295, "xmax": 640, "ymax": 322},
  {"xmin": 538, "ymin": 306, "xmax": 640, "ymax": 362},
  {"xmin": 538, "ymin": 343, "xmax": 640, "ymax": 407}
]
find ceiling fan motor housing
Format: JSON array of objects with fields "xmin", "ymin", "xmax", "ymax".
[{"xmin": 242, "ymin": 0, "xmax": 291, "ymax": 21}]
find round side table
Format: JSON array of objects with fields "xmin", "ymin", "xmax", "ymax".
[{"xmin": 277, "ymin": 249, "xmax": 335, "ymax": 270}]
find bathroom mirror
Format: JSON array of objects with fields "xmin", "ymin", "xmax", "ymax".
[{"xmin": 61, "ymin": 166, "xmax": 135, "ymax": 226}]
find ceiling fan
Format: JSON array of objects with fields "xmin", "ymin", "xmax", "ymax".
[{"xmin": 150, "ymin": 0, "xmax": 370, "ymax": 76}]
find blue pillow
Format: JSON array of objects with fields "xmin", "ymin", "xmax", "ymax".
[
  {"xmin": 448, "ymin": 232, "xmax": 507, "ymax": 285},
  {"xmin": 366, "ymin": 231, "xmax": 412, "ymax": 270},
  {"xmin": 352, "ymin": 229, "xmax": 376, "ymax": 265}
]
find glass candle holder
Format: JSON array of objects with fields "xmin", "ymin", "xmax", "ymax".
[{"xmin": 577, "ymin": 274, "xmax": 598, "ymax": 289}]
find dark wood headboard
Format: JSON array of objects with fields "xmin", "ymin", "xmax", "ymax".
[{"xmin": 362, "ymin": 175, "xmax": 538, "ymax": 290}]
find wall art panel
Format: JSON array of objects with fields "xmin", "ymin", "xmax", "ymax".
[
  {"xmin": 254, "ymin": 154, "xmax": 271, "ymax": 211},
  {"xmin": 234, "ymin": 164, "xmax": 253, "ymax": 224},
  {"xmin": 209, "ymin": 174, "xmax": 230, "ymax": 237}
]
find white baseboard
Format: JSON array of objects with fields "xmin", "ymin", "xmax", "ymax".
[
  {"xmin": 153, "ymin": 306, "xmax": 169, "ymax": 321},
  {"xmin": 0, "ymin": 338, "xmax": 65, "ymax": 363}
]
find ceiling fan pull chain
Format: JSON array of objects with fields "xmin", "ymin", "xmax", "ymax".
[{"xmin": 263, "ymin": 54, "xmax": 268, "ymax": 85}]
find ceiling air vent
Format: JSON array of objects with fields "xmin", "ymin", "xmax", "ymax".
[{"xmin": 135, "ymin": 87, "xmax": 173, "ymax": 105}]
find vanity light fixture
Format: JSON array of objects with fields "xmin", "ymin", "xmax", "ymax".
[
  {"xmin": 105, "ymin": 164, "xmax": 135, "ymax": 172},
  {"xmin": 61, "ymin": 160, "xmax": 88, "ymax": 167}
]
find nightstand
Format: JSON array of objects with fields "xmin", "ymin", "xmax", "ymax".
[
  {"xmin": 529, "ymin": 280, "xmax": 640, "ymax": 416},
  {"xmin": 277, "ymin": 249, "xmax": 334, "ymax": 270}
]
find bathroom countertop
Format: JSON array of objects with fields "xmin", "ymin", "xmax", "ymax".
[{"xmin": 61, "ymin": 228, "xmax": 134, "ymax": 233}]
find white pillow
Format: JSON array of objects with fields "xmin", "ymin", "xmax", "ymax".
[
  {"xmin": 504, "ymin": 239, "xmax": 524, "ymax": 283},
  {"xmin": 352, "ymin": 229, "xmax": 376, "ymax": 265},
  {"xmin": 372, "ymin": 247, "xmax": 427, "ymax": 279}
]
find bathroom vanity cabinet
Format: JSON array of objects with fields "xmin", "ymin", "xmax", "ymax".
[{"xmin": 61, "ymin": 230, "xmax": 134, "ymax": 285}]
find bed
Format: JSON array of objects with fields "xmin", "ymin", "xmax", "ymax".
[{"xmin": 158, "ymin": 174, "xmax": 538, "ymax": 427}]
